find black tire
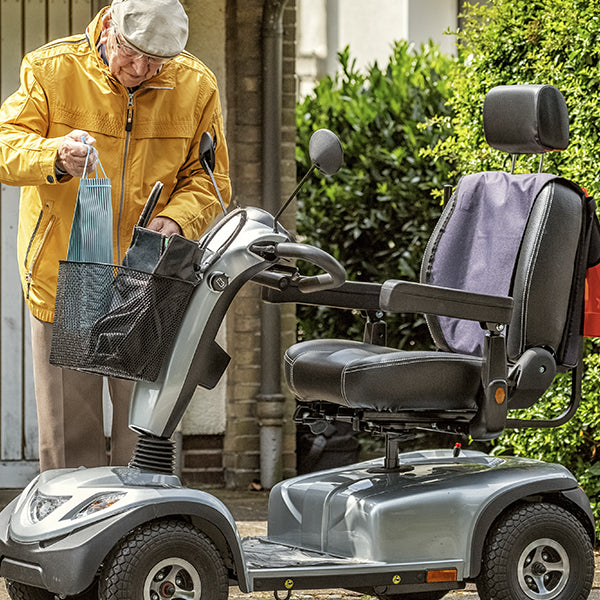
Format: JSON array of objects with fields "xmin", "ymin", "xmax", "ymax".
[
  {"xmin": 476, "ymin": 502, "xmax": 594, "ymax": 600},
  {"xmin": 98, "ymin": 519, "xmax": 228, "ymax": 600},
  {"xmin": 6, "ymin": 578, "xmax": 98, "ymax": 600}
]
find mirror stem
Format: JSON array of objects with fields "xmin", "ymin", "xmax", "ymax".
[
  {"xmin": 202, "ymin": 159, "xmax": 228, "ymax": 216},
  {"xmin": 273, "ymin": 164, "xmax": 316, "ymax": 231}
]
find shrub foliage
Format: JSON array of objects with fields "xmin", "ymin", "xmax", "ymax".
[
  {"xmin": 442, "ymin": 0, "xmax": 600, "ymax": 189},
  {"xmin": 295, "ymin": 42, "xmax": 454, "ymax": 349}
]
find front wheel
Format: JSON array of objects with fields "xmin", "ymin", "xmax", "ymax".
[
  {"xmin": 98, "ymin": 520, "xmax": 228, "ymax": 600},
  {"xmin": 476, "ymin": 502, "xmax": 594, "ymax": 600}
]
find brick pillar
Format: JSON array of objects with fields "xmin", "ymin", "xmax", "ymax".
[{"xmin": 223, "ymin": 0, "xmax": 298, "ymax": 489}]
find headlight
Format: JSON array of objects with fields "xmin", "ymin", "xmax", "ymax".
[
  {"xmin": 74, "ymin": 492, "xmax": 126, "ymax": 519},
  {"xmin": 29, "ymin": 492, "xmax": 71, "ymax": 523}
]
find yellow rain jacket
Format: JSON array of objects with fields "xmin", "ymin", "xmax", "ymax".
[{"xmin": 0, "ymin": 8, "xmax": 231, "ymax": 322}]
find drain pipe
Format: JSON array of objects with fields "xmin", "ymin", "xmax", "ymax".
[{"xmin": 257, "ymin": 0, "xmax": 289, "ymax": 490}]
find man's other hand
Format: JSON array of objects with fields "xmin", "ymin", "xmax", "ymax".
[{"xmin": 147, "ymin": 216, "xmax": 182, "ymax": 237}]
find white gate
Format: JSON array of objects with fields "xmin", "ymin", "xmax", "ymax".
[{"xmin": 0, "ymin": 0, "xmax": 97, "ymax": 487}]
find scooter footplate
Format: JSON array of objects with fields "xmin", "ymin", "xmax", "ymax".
[
  {"xmin": 242, "ymin": 536, "xmax": 465, "ymax": 595},
  {"xmin": 242, "ymin": 536, "xmax": 371, "ymax": 569}
]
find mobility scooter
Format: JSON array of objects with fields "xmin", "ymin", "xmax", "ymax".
[{"xmin": 0, "ymin": 84, "xmax": 596, "ymax": 600}]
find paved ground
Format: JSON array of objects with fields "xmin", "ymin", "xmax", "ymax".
[{"xmin": 0, "ymin": 487, "xmax": 597, "ymax": 600}]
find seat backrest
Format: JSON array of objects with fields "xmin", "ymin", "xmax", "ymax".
[{"xmin": 420, "ymin": 85, "xmax": 593, "ymax": 368}]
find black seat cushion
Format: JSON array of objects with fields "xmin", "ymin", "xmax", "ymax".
[{"xmin": 285, "ymin": 339, "xmax": 482, "ymax": 412}]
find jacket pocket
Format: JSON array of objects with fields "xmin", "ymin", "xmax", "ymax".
[
  {"xmin": 53, "ymin": 105, "xmax": 123, "ymax": 138},
  {"xmin": 24, "ymin": 210, "xmax": 55, "ymax": 299}
]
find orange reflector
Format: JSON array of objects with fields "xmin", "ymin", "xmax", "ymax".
[
  {"xmin": 426, "ymin": 569, "xmax": 457, "ymax": 583},
  {"xmin": 495, "ymin": 387, "xmax": 506, "ymax": 404}
]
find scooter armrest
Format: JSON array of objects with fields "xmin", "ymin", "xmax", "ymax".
[
  {"xmin": 261, "ymin": 279, "xmax": 382, "ymax": 311},
  {"xmin": 380, "ymin": 279, "xmax": 513, "ymax": 327}
]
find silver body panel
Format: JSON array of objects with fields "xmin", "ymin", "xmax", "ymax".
[
  {"xmin": 129, "ymin": 207, "xmax": 291, "ymax": 436},
  {"xmin": 267, "ymin": 449, "xmax": 579, "ymax": 575},
  {"xmin": 8, "ymin": 466, "xmax": 236, "ymax": 544},
  {"xmin": 0, "ymin": 466, "xmax": 245, "ymax": 595}
]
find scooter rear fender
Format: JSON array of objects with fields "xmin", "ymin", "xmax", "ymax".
[
  {"xmin": 468, "ymin": 477, "xmax": 595, "ymax": 578},
  {"xmin": 0, "ymin": 488, "xmax": 248, "ymax": 596}
]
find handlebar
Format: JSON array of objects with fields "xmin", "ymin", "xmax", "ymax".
[{"xmin": 274, "ymin": 242, "xmax": 346, "ymax": 293}]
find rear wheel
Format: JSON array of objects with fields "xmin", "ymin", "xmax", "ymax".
[
  {"xmin": 476, "ymin": 502, "xmax": 594, "ymax": 600},
  {"xmin": 98, "ymin": 519, "xmax": 228, "ymax": 600}
]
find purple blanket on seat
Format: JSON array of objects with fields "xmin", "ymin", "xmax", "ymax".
[{"xmin": 427, "ymin": 171, "xmax": 559, "ymax": 356}]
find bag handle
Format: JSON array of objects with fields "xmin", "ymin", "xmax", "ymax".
[
  {"xmin": 138, "ymin": 181, "xmax": 164, "ymax": 228},
  {"xmin": 81, "ymin": 136, "xmax": 108, "ymax": 180}
]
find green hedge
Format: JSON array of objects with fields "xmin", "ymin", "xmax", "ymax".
[{"xmin": 296, "ymin": 42, "xmax": 454, "ymax": 349}]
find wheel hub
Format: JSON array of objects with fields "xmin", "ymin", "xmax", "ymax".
[
  {"xmin": 161, "ymin": 582, "xmax": 176, "ymax": 598},
  {"xmin": 144, "ymin": 557, "xmax": 202, "ymax": 600},
  {"xmin": 531, "ymin": 562, "xmax": 547, "ymax": 576},
  {"xmin": 517, "ymin": 538, "xmax": 570, "ymax": 600}
]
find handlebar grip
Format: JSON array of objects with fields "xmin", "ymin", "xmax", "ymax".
[{"xmin": 274, "ymin": 242, "xmax": 346, "ymax": 293}]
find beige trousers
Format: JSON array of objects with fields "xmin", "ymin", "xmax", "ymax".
[{"xmin": 30, "ymin": 315, "xmax": 138, "ymax": 471}]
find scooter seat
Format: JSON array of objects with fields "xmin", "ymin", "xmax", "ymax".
[{"xmin": 285, "ymin": 339, "xmax": 481, "ymax": 412}]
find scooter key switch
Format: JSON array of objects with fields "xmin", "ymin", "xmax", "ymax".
[{"xmin": 207, "ymin": 271, "xmax": 229, "ymax": 292}]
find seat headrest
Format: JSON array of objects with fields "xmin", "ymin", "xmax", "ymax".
[{"xmin": 483, "ymin": 84, "xmax": 569, "ymax": 155}]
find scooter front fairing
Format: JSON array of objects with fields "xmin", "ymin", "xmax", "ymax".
[{"xmin": 0, "ymin": 466, "xmax": 246, "ymax": 596}]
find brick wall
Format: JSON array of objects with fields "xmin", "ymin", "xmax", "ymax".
[
  {"xmin": 181, "ymin": 0, "xmax": 298, "ymax": 489},
  {"xmin": 181, "ymin": 435, "xmax": 225, "ymax": 487}
]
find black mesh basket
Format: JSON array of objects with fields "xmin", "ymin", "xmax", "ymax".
[{"xmin": 50, "ymin": 261, "xmax": 195, "ymax": 382}]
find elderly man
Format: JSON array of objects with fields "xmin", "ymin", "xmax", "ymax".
[{"xmin": 0, "ymin": 0, "xmax": 231, "ymax": 471}]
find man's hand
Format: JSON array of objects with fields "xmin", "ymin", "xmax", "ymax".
[
  {"xmin": 147, "ymin": 216, "xmax": 182, "ymax": 237},
  {"xmin": 55, "ymin": 130, "xmax": 97, "ymax": 177}
]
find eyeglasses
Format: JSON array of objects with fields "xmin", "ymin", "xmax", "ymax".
[{"xmin": 112, "ymin": 31, "xmax": 169, "ymax": 68}]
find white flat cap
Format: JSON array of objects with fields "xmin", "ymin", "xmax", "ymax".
[{"xmin": 111, "ymin": 0, "xmax": 189, "ymax": 59}]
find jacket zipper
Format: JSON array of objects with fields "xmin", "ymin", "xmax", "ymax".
[
  {"xmin": 24, "ymin": 212, "xmax": 56, "ymax": 299},
  {"xmin": 117, "ymin": 90, "xmax": 135, "ymax": 260},
  {"xmin": 116, "ymin": 86, "xmax": 172, "ymax": 259}
]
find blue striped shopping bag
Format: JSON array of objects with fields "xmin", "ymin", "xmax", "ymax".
[{"xmin": 66, "ymin": 145, "xmax": 113, "ymax": 263}]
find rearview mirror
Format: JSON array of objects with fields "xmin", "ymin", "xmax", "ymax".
[
  {"xmin": 199, "ymin": 132, "xmax": 216, "ymax": 173},
  {"xmin": 309, "ymin": 129, "xmax": 344, "ymax": 176}
]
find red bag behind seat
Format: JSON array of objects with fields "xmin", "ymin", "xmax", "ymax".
[{"xmin": 584, "ymin": 262, "xmax": 600, "ymax": 337}]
